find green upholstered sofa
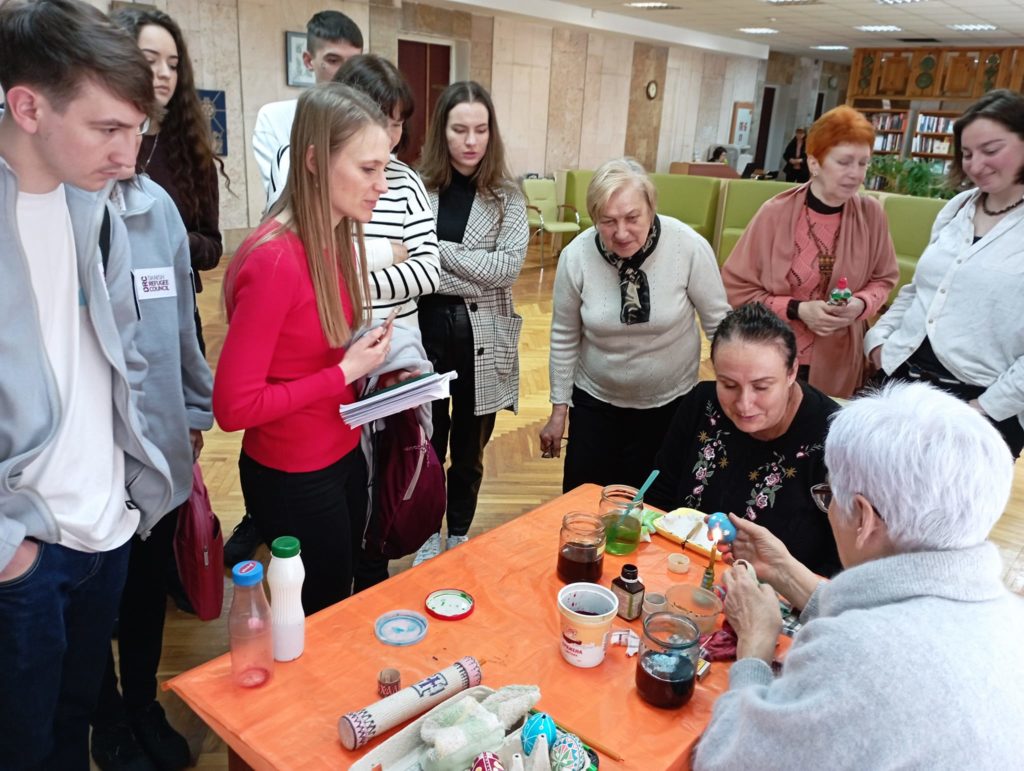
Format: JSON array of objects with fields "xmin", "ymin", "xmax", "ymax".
[
  {"xmin": 561, "ymin": 169, "xmax": 720, "ymax": 246},
  {"xmin": 715, "ymin": 179, "xmax": 798, "ymax": 265},
  {"xmin": 649, "ymin": 173, "xmax": 721, "ymax": 243},
  {"xmin": 881, "ymin": 194, "xmax": 948, "ymax": 301}
]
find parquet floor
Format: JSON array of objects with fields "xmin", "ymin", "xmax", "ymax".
[{"xmin": 112, "ymin": 243, "xmax": 1024, "ymax": 770}]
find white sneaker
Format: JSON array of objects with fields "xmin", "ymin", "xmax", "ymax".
[
  {"xmin": 412, "ymin": 532, "xmax": 443, "ymax": 566},
  {"xmin": 447, "ymin": 534, "xmax": 469, "ymax": 549}
]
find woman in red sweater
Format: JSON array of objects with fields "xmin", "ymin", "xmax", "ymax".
[{"xmin": 215, "ymin": 84, "xmax": 392, "ymax": 613}]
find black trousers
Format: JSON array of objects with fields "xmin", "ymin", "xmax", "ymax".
[
  {"xmin": 239, "ymin": 449, "xmax": 367, "ymax": 614},
  {"xmin": 93, "ymin": 507, "xmax": 179, "ymax": 725},
  {"xmin": 562, "ymin": 386, "xmax": 686, "ymax": 494},
  {"xmin": 882, "ymin": 365, "xmax": 1024, "ymax": 459},
  {"xmin": 420, "ymin": 300, "xmax": 497, "ymax": 538}
]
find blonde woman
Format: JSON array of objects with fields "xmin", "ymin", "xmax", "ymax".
[{"xmin": 214, "ymin": 84, "xmax": 391, "ymax": 613}]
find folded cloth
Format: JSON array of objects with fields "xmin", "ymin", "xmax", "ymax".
[{"xmin": 701, "ymin": 620, "xmax": 738, "ymax": 662}]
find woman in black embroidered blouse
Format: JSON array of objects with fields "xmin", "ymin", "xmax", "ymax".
[{"xmin": 647, "ymin": 303, "xmax": 841, "ymax": 577}]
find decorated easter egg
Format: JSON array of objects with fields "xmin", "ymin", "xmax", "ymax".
[
  {"xmin": 521, "ymin": 712, "xmax": 557, "ymax": 756},
  {"xmin": 706, "ymin": 512, "xmax": 736, "ymax": 544},
  {"xmin": 471, "ymin": 751, "xmax": 505, "ymax": 771},
  {"xmin": 549, "ymin": 732, "xmax": 587, "ymax": 771}
]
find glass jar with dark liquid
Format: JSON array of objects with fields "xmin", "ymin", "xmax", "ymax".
[
  {"xmin": 635, "ymin": 612, "xmax": 699, "ymax": 709},
  {"xmin": 557, "ymin": 512, "xmax": 606, "ymax": 583}
]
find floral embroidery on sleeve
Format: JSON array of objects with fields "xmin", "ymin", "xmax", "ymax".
[
  {"xmin": 742, "ymin": 443, "xmax": 822, "ymax": 521},
  {"xmin": 685, "ymin": 401, "xmax": 729, "ymax": 508}
]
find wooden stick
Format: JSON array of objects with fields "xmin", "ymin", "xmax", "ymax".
[{"xmin": 550, "ymin": 717, "xmax": 625, "ymax": 762}]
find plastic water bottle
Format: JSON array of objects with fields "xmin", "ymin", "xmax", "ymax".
[
  {"xmin": 268, "ymin": 535, "xmax": 305, "ymax": 662},
  {"xmin": 228, "ymin": 560, "xmax": 274, "ymax": 687}
]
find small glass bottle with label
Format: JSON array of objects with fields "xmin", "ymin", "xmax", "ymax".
[{"xmin": 611, "ymin": 564, "xmax": 645, "ymax": 621}]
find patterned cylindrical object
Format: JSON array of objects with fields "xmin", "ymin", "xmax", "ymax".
[
  {"xmin": 377, "ymin": 668, "xmax": 401, "ymax": 697},
  {"xmin": 337, "ymin": 656, "xmax": 483, "ymax": 750}
]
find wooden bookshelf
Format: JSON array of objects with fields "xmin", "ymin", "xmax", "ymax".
[
  {"xmin": 860, "ymin": 109, "xmax": 909, "ymax": 155},
  {"xmin": 911, "ymin": 110, "xmax": 958, "ymax": 160}
]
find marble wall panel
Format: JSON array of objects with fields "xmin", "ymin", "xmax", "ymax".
[
  {"xmin": 369, "ymin": 3, "xmax": 400, "ymax": 63},
  {"xmin": 578, "ymin": 33, "xmax": 632, "ymax": 171},
  {"xmin": 545, "ymin": 28, "xmax": 589, "ymax": 173},
  {"xmin": 470, "ymin": 15, "xmax": 494, "ymax": 89},
  {"xmin": 624, "ymin": 42, "xmax": 668, "ymax": 171}
]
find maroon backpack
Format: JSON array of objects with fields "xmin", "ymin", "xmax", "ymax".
[{"xmin": 366, "ymin": 408, "xmax": 446, "ymax": 559}]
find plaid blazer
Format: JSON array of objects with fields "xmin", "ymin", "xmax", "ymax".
[{"xmin": 428, "ymin": 184, "xmax": 529, "ymax": 415}]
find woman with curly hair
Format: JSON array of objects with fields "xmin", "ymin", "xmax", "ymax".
[{"xmin": 112, "ymin": 7, "xmax": 228, "ymax": 352}]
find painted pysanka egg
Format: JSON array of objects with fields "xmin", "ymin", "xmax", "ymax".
[
  {"xmin": 471, "ymin": 751, "xmax": 505, "ymax": 771},
  {"xmin": 549, "ymin": 732, "xmax": 587, "ymax": 771},
  {"xmin": 521, "ymin": 712, "xmax": 557, "ymax": 756}
]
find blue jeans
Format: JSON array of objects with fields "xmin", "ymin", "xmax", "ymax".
[{"xmin": 0, "ymin": 539, "xmax": 130, "ymax": 771}]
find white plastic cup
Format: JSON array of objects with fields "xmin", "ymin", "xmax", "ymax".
[{"xmin": 557, "ymin": 582, "xmax": 619, "ymax": 668}]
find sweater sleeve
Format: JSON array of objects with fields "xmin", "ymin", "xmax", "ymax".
[
  {"xmin": 369, "ymin": 173, "xmax": 441, "ymax": 303},
  {"xmin": 548, "ymin": 245, "xmax": 584, "ymax": 405},
  {"xmin": 686, "ymin": 233, "xmax": 732, "ymax": 341},
  {"xmin": 437, "ymin": 191, "xmax": 529, "ymax": 295},
  {"xmin": 213, "ymin": 247, "xmax": 349, "ymax": 432},
  {"xmin": 646, "ymin": 387, "xmax": 702, "ymax": 511},
  {"xmin": 186, "ymin": 160, "xmax": 223, "ymax": 274},
  {"xmin": 721, "ymin": 205, "xmax": 792, "ymax": 321}
]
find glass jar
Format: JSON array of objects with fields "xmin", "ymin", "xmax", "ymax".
[
  {"xmin": 557, "ymin": 512, "xmax": 606, "ymax": 584},
  {"xmin": 635, "ymin": 612, "xmax": 699, "ymax": 709},
  {"xmin": 599, "ymin": 484, "xmax": 642, "ymax": 556}
]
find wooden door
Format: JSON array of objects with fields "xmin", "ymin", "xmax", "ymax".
[{"xmin": 397, "ymin": 40, "xmax": 451, "ymax": 167}]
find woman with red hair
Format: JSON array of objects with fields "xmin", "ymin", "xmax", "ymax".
[{"xmin": 722, "ymin": 106, "xmax": 898, "ymax": 397}]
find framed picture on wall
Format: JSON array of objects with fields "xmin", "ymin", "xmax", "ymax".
[
  {"xmin": 285, "ymin": 31, "xmax": 314, "ymax": 88},
  {"xmin": 730, "ymin": 101, "xmax": 755, "ymax": 149}
]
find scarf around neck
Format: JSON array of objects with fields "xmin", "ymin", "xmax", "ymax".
[{"xmin": 595, "ymin": 214, "xmax": 661, "ymax": 324}]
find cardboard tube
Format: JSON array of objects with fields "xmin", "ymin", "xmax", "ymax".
[{"xmin": 338, "ymin": 656, "xmax": 483, "ymax": 750}]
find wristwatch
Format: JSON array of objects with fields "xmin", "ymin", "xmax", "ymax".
[{"xmin": 787, "ymin": 299, "xmax": 801, "ymax": 320}]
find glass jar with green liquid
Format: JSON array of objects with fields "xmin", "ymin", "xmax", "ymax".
[{"xmin": 599, "ymin": 484, "xmax": 643, "ymax": 556}]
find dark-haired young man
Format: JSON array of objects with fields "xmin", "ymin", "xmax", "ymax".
[
  {"xmin": 252, "ymin": 9, "xmax": 363, "ymax": 207},
  {"xmin": 0, "ymin": 0, "xmax": 172, "ymax": 767}
]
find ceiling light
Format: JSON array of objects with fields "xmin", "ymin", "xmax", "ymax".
[
  {"xmin": 857, "ymin": 25, "xmax": 902, "ymax": 32},
  {"xmin": 764, "ymin": 0, "xmax": 819, "ymax": 4},
  {"xmin": 876, "ymin": 0, "xmax": 927, "ymax": 5},
  {"xmin": 948, "ymin": 23, "xmax": 997, "ymax": 31},
  {"xmin": 738, "ymin": 27, "xmax": 779, "ymax": 34},
  {"xmin": 623, "ymin": 2, "xmax": 676, "ymax": 7},
  {"xmin": 812, "ymin": 45, "xmax": 849, "ymax": 50}
]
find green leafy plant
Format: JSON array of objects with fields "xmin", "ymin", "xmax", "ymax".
[{"xmin": 866, "ymin": 156, "xmax": 955, "ymax": 199}]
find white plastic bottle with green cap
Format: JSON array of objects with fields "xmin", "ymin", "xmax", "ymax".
[{"xmin": 268, "ymin": 535, "xmax": 305, "ymax": 661}]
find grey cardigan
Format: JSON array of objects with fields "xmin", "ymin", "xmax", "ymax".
[
  {"xmin": 116, "ymin": 176, "xmax": 213, "ymax": 510},
  {"xmin": 0, "ymin": 159, "xmax": 172, "ymax": 570},
  {"xmin": 428, "ymin": 184, "xmax": 529, "ymax": 416},
  {"xmin": 694, "ymin": 542, "xmax": 1024, "ymax": 770}
]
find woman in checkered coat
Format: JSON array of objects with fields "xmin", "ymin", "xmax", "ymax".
[{"xmin": 413, "ymin": 81, "xmax": 529, "ymax": 565}]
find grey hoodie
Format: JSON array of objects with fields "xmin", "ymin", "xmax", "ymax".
[
  {"xmin": 113, "ymin": 175, "xmax": 213, "ymax": 510},
  {"xmin": 0, "ymin": 157, "xmax": 173, "ymax": 571}
]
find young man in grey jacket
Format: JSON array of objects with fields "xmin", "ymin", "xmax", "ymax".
[{"xmin": 0, "ymin": 1, "xmax": 173, "ymax": 767}]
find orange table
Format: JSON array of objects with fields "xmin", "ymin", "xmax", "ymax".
[{"xmin": 168, "ymin": 485, "xmax": 746, "ymax": 770}]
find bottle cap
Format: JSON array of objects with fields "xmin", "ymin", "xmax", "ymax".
[
  {"xmin": 621, "ymin": 564, "xmax": 639, "ymax": 580},
  {"xmin": 271, "ymin": 535, "xmax": 301, "ymax": 559},
  {"xmin": 232, "ymin": 560, "xmax": 264, "ymax": 586}
]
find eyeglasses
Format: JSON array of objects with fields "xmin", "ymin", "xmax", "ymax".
[
  {"xmin": 810, "ymin": 482, "xmax": 885, "ymax": 522},
  {"xmin": 810, "ymin": 482, "xmax": 832, "ymax": 514},
  {"xmin": 137, "ymin": 116, "xmax": 152, "ymax": 136}
]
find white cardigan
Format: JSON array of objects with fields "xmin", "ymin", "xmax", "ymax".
[
  {"xmin": 865, "ymin": 189, "xmax": 1024, "ymax": 425},
  {"xmin": 549, "ymin": 217, "xmax": 730, "ymax": 410}
]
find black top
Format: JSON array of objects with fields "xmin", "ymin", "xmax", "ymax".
[
  {"xmin": 138, "ymin": 133, "xmax": 222, "ymax": 292},
  {"xmin": 436, "ymin": 168, "xmax": 476, "ymax": 244},
  {"xmin": 782, "ymin": 137, "xmax": 810, "ymax": 183},
  {"xmin": 647, "ymin": 381, "xmax": 842, "ymax": 577},
  {"xmin": 805, "ymin": 186, "xmax": 843, "ymax": 215}
]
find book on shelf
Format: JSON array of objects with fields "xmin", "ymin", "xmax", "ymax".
[
  {"xmin": 911, "ymin": 136, "xmax": 951, "ymax": 155},
  {"xmin": 873, "ymin": 133, "xmax": 904, "ymax": 152},
  {"xmin": 867, "ymin": 112, "xmax": 906, "ymax": 132},
  {"xmin": 916, "ymin": 114, "xmax": 955, "ymax": 134}
]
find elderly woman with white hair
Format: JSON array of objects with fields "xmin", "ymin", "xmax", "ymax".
[
  {"xmin": 693, "ymin": 381, "xmax": 1024, "ymax": 770},
  {"xmin": 539, "ymin": 157, "xmax": 731, "ymax": 492}
]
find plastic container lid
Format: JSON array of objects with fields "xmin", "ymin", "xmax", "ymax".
[
  {"xmin": 232, "ymin": 560, "xmax": 264, "ymax": 586},
  {"xmin": 374, "ymin": 610, "xmax": 428, "ymax": 646},
  {"xmin": 271, "ymin": 535, "xmax": 301, "ymax": 558}
]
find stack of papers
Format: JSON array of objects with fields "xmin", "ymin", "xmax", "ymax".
[{"xmin": 339, "ymin": 371, "xmax": 457, "ymax": 428}]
